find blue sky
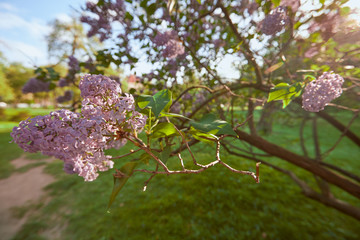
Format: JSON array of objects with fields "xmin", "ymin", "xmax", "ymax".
[
  {"xmin": 0, "ymin": 0, "xmax": 86, "ymax": 67},
  {"xmin": 0, "ymin": 0, "xmax": 359, "ymax": 77}
]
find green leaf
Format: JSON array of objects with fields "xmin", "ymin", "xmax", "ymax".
[
  {"xmin": 34, "ymin": 67, "xmax": 43, "ymax": 74},
  {"xmin": 139, "ymin": 153, "xmax": 151, "ymax": 164},
  {"xmin": 146, "ymin": 3, "xmax": 157, "ymax": 16},
  {"xmin": 340, "ymin": 6, "xmax": 351, "ymax": 15},
  {"xmin": 160, "ymin": 145, "xmax": 172, "ymax": 164},
  {"xmin": 271, "ymin": 0, "xmax": 280, "ymax": 7},
  {"xmin": 137, "ymin": 89, "xmax": 172, "ymax": 117},
  {"xmin": 97, "ymin": 0, "xmax": 105, "ymax": 6},
  {"xmin": 107, "ymin": 161, "xmax": 138, "ymax": 209},
  {"xmin": 159, "ymin": 112, "xmax": 192, "ymax": 121},
  {"xmin": 151, "ymin": 122, "xmax": 179, "ymax": 138},
  {"xmin": 125, "ymin": 12, "xmax": 134, "ymax": 21},
  {"xmin": 188, "ymin": 127, "xmax": 217, "ymax": 144},
  {"xmin": 304, "ymin": 74, "xmax": 316, "ymax": 81},
  {"xmin": 140, "ymin": 0, "xmax": 147, "ymax": 8},
  {"xmin": 49, "ymin": 82, "xmax": 57, "ymax": 90},
  {"xmin": 267, "ymin": 82, "xmax": 303, "ymax": 108},
  {"xmin": 190, "ymin": 114, "xmax": 236, "ymax": 136},
  {"xmin": 264, "ymin": 62, "xmax": 284, "ymax": 74}
]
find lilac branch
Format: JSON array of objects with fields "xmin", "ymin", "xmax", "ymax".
[{"xmin": 111, "ymin": 148, "xmax": 142, "ymax": 160}]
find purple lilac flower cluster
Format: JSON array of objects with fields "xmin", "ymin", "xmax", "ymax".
[
  {"xmin": 261, "ymin": 7, "xmax": 289, "ymax": 35},
  {"xmin": 68, "ymin": 56, "xmax": 80, "ymax": 72},
  {"xmin": 22, "ymin": 78, "xmax": 50, "ymax": 94},
  {"xmin": 280, "ymin": 0, "xmax": 301, "ymax": 12},
  {"xmin": 308, "ymin": 12, "xmax": 343, "ymax": 41},
  {"xmin": 302, "ymin": 72, "xmax": 344, "ymax": 112},
  {"xmin": 80, "ymin": 74, "xmax": 147, "ymax": 147},
  {"xmin": 152, "ymin": 31, "xmax": 185, "ymax": 59},
  {"xmin": 162, "ymin": 40, "xmax": 185, "ymax": 59},
  {"xmin": 59, "ymin": 56, "xmax": 81, "ymax": 87},
  {"xmin": 11, "ymin": 110, "xmax": 112, "ymax": 181},
  {"xmin": 80, "ymin": 0, "xmax": 125, "ymax": 42},
  {"xmin": 56, "ymin": 90, "xmax": 74, "ymax": 103},
  {"xmin": 12, "ymin": 74, "xmax": 147, "ymax": 181}
]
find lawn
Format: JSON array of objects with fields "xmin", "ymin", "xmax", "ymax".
[
  {"xmin": 0, "ymin": 108, "xmax": 55, "ymax": 179},
  {"xmin": 1, "ymin": 108, "xmax": 360, "ymax": 239}
]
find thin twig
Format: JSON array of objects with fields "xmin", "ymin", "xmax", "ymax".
[
  {"xmin": 326, "ymin": 103, "xmax": 359, "ymax": 112},
  {"xmin": 126, "ymin": 136, "xmax": 170, "ymax": 173},
  {"xmin": 171, "ymin": 85, "xmax": 214, "ymax": 110},
  {"xmin": 322, "ymin": 111, "xmax": 360, "ymax": 158},
  {"xmin": 178, "ymin": 153, "xmax": 185, "ymax": 170},
  {"xmin": 143, "ymin": 164, "xmax": 159, "ymax": 192},
  {"xmin": 111, "ymin": 148, "xmax": 142, "ymax": 160}
]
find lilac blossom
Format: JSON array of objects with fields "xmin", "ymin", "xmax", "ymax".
[
  {"xmin": 22, "ymin": 78, "xmax": 50, "ymax": 94},
  {"xmin": 302, "ymin": 72, "xmax": 344, "ymax": 112},
  {"xmin": 308, "ymin": 12, "xmax": 344, "ymax": 41},
  {"xmin": 171, "ymin": 101, "xmax": 181, "ymax": 114},
  {"xmin": 84, "ymin": 57, "xmax": 96, "ymax": 72},
  {"xmin": 81, "ymin": 0, "xmax": 125, "ymax": 42},
  {"xmin": 11, "ymin": 110, "xmax": 112, "ymax": 181},
  {"xmin": 304, "ymin": 46, "xmax": 319, "ymax": 58},
  {"xmin": 58, "ymin": 78, "xmax": 69, "ymax": 87},
  {"xmin": 152, "ymin": 31, "xmax": 185, "ymax": 59},
  {"xmin": 162, "ymin": 40, "xmax": 185, "ymax": 59},
  {"xmin": 261, "ymin": 7, "xmax": 289, "ymax": 35},
  {"xmin": 280, "ymin": 0, "xmax": 301, "ymax": 12},
  {"xmin": 12, "ymin": 74, "xmax": 147, "ymax": 181},
  {"xmin": 247, "ymin": 2, "xmax": 259, "ymax": 15},
  {"xmin": 57, "ymin": 90, "xmax": 74, "ymax": 103},
  {"xmin": 80, "ymin": 74, "xmax": 147, "ymax": 136},
  {"xmin": 153, "ymin": 31, "xmax": 177, "ymax": 46},
  {"xmin": 68, "ymin": 56, "xmax": 80, "ymax": 72}
]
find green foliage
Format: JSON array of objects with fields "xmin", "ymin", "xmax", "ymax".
[
  {"xmin": 190, "ymin": 113, "xmax": 236, "ymax": 136},
  {"xmin": 46, "ymin": 17, "xmax": 101, "ymax": 61},
  {"xmin": 160, "ymin": 145, "xmax": 172, "ymax": 164},
  {"xmin": 271, "ymin": 0, "xmax": 280, "ymax": 7},
  {"xmin": 267, "ymin": 82, "xmax": 303, "ymax": 108},
  {"xmin": 3, "ymin": 112, "xmax": 360, "ymax": 239},
  {"xmin": 188, "ymin": 127, "xmax": 217, "ymax": 143},
  {"xmin": 0, "ymin": 57, "xmax": 32, "ymax": 101},
  {"xmin": 0, "ymin": 108, "xmax": 54, "ymax": 122},
  {"xmin": 9, "ymin": 111, "xmax": 31, "ymax": 122},
  {"xmin": 108, "ymin": 161, "xmax": 139, "ymax": 209},
  {"xmin": 137, "ymin": 89, "xmax": 172, "ymax": 118},
  {"xmin": 0, "ymin": 68, "xmax": 15, "ymax": 101},
  {"xmin": 151, "ymin": 122, "xmax": 179, "ymax": 139}
]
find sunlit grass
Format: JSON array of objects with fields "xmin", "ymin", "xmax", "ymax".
[{"xmin": 1, "ymin": 108, "xmax": 359, "ymax": 239}]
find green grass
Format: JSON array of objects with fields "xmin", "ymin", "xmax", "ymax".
[
  {"xmin": 0, "ymin": 108, "xmax": 57, "ymax": 178},
  {"xmin": 2, "ymin": 108, "xmax": 55, "ymax": 119},
  {"xmin": 0, "ymin": 108, "xmax": 54, "ymax": 123},
  {"xmin": 0, "ymin": 121, "xmax": 18, "ymax": 132},
  {"xmin": 2, "ymin": 109, "xmax": 360, "ymax": 239},
  {"xmin": 0, "ymin": 132, "xmax": 23, "ymax": 178}
]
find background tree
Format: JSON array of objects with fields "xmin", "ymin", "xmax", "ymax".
[
  {"xmin": 0, "ymin": 52, "xmax": 33, "ymax": 103},
  {"xmin": 11, "ymin": 0, "xmax": 360, "ymax": 222},
  {"xmin": 46, "ymin": 16, "xmax": 102, "ymax": 62}
]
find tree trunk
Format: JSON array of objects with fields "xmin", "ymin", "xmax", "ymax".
[{"xmin": 234, "ymin": 129, "xmax": 360, "ymax": 199}]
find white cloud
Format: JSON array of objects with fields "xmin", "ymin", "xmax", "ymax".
[
  {"xmin": 0, "ymin": 38, "xmax": 48, "ymax": 66},
  {"xmin": 0, "ymin": 12, "xmax": 51, "ymax": 40}
]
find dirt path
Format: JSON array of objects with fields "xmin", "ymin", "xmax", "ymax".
[{"xmin": 0, "ymin": 157, "xmax": 55, "ymax": 240}]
